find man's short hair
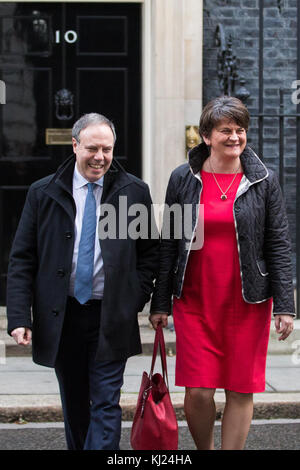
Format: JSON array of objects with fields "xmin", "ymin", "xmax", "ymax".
[{"xmin": 72, "ymin": 113, "xmax": 117, "ymax": 143}]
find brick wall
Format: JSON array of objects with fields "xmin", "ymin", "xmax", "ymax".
[{"xmin": 203, "ymin": 0, "xmax": 298, "ymax": 275}]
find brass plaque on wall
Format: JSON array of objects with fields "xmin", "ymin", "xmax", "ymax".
[{"xmin": 46, "ymin": 128, "xmax": 72, "ymax": 145}]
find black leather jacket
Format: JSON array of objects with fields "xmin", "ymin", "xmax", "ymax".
[{"xmin": 150, "ymin": 143, "xmax": 295, "ymax": 316}]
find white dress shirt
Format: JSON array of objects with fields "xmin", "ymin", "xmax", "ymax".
[{"xmin": 69, "ymin": 163, "xmax": 105, "ymax": 299}]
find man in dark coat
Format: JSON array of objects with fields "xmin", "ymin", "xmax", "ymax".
[{"xmin": 6, "ymin": 113, "xmax": 159, "ymax": 450}]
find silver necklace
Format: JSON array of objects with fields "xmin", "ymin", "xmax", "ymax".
[{"xmin": 208, "ymin": 158, "xmax": 241, "ymax": 201}]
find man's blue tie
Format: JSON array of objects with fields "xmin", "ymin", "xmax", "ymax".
[{"xmin": 74, "ymin": 183, "xmax": 97, "ymax": 304}]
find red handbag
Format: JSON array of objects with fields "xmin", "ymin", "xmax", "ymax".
[{"xmin": 130, "ymin": 324, "xmax": 178, "ymax": 450}]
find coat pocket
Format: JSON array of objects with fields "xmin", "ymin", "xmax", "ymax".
[{"xmin": 256, "ymin": 259, "xmax": 269, "ymax": 277}]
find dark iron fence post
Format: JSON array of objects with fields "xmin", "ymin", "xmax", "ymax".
[
  {"xmin": 258, "ymin": 0, "xmax": 264, "ymax": 160},
  {"xmin": 297, "ymin": 0, "xmax": 300, "ymax": 318},
  {"xmin": 279, "ymin": 88, "xmax": 284, "ymax": 192}
]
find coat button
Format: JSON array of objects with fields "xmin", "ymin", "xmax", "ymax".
[
  {"xmin": 52, "ymin": 309, "xmax": 59, "ymax": 316},
  {"xmin": 57, "ymin": 269, "xmax": 65, "ymax": 277},
  {"xmin": 65, "ymin": 231, "xmax": 72, "ymax": 239}
]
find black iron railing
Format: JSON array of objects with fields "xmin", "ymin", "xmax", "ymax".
[{"xmin": 215, "ymin": 0, "xmax": 300, "ymax": 318}]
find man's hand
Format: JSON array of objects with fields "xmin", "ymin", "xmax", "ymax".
[
  {"xmin": 149, "ymin": 313, "xmax": 168, "ymax": 330},
  {"xmin": 11, "ymin": 327, "xmax": 32, "ymax": 346},
  {"xmin": 274, "ymin": 315, "xmax": 294, "ymax": 341}
]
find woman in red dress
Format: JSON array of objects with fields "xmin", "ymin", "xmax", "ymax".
[{"xmin": 150, "ymin": 97, "xmax": 295, "ymax": 450}]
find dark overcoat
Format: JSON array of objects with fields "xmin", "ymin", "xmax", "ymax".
[{"xmin": 7, "ymin": 155, "xmax": 159, "ymax": 367}]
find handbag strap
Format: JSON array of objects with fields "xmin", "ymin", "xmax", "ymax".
[{"xmin": 150, "ymin": 324, "xmax": 169, "ymax": 388}]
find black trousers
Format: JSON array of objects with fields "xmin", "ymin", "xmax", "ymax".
[{"xmin": 55, "ymin": 297, "xmax": 126, "ymax": 450}]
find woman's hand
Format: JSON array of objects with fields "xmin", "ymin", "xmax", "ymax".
[
  {"xmin": 274, "ymin": 314, "xmax": 294, "ymax": 341},
  {"xmin": 149, "ymin": 313, "xmax": 168, "ymax": 330}
]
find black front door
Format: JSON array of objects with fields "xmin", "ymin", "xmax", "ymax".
[{"xmin": 0, "ymin": 1, "xmax": 142, "ymax": 304}]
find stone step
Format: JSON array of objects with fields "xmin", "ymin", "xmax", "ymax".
[
  {"xmin": 0, "ymin": 305, "xmax": 152, "ymax": 330},
  {"xmin": 0, "ymin": 307, "xmax": 6, "ymax": 330},
  {"xmin": 0, "ymin": 322, "xmax": 175, "ymax": 358},
  {"xmin": 1, "ymin": 306, "xmax": 300, "ymax": 356}
]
